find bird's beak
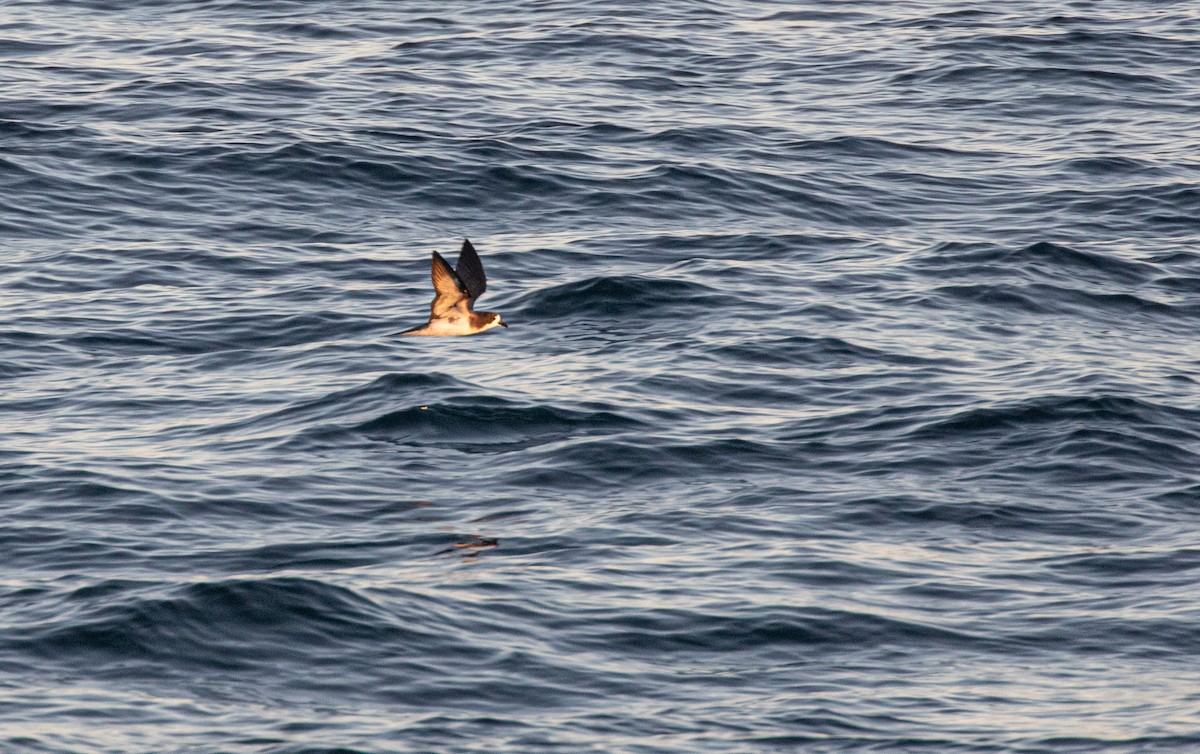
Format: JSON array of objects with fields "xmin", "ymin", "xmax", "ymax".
[{"xmin": 500, "ymin": 320, "xmax": 509, "ymax": 328}]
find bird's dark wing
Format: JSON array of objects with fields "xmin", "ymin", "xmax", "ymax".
[
  {"xmin": 454, "ymin": 238, "xmax": 487, "ymax": 305},
  {"xmin": 430, "ymin": 250, "xmax": 469, "ymax": 318}
]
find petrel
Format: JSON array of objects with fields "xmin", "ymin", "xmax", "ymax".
[{"xmin": 400, "ymin": 239, "xmax": 508, "ymax": 336}]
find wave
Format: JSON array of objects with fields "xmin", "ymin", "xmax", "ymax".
[
  {"xmin": 346, "ymin": 400, "xmax": 644, "ymax": 452},
  {"xmin": 510, "ymin": 436, "xmax": 795, "ymax": 487},
  {"xmin": 566, "ymin": 605, "xmax": 987, "ymax": 654},
  {"xmin": 921, "ymin": 281, "xmax": 1192, "ymax": 323},
  {"xmin": 61, "ymin": 309, "xmax": 375, "ymax": 355},
  {"xmin": 13, "ymin": 578, "xmax": 417, "ymax": 670},
  {"xmin": 515, "ymin": 274, "xmax": 726, "ymax": 320},
  {"xmin": 909, "ymin": 394, "xmax": 1200, "ymax": 441},
  {"xmin": 235, "ymin": 371, "xmax": 651, "ymax": 453},
  {"xmin": 917, "ymin": 241, "xmax": 1157, "ymax": 286},
  {"xmin": 711, "ymin": 334, "xmax": 958, "ymax": 369},
  {"xmin": 896, "ymin": 394, "xmax": 1200, "ymax": 488},
  {"xmin": 206, "ymin": 372, "xmax": 465, "ymax": 440},
  {"xmin": 891, "ymin": 63, "xmax": 1178, "ymax": 94}
]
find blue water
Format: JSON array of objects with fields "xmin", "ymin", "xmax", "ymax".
[{"xmin": 3, "ymin": 1, "xmax": 1200, "ymax": 751}]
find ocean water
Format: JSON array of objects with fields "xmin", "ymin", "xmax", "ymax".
[{"xmin": 3, "ymin": 1, "xmax": 1200, "ymax": 751}]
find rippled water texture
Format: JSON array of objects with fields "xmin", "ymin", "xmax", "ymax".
[{"xmin": 3, "ymin": 1, "xmax": 1200, "ymax": 752}]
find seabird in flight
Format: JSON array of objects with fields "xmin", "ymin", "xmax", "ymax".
[{"xmin": 401, "ymin": 239, "xmax": 508, "ymax": 336}]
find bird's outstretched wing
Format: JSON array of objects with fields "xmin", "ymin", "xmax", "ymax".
[
  {"xmin": 454, "ymin": 239, "xmax": 487, "ymax": 305},
  {"xmin": 430, "ymin": 251, "xmax": 470, "ymax": 318}
]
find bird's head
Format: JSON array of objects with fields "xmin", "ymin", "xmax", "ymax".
[{"xmin": 476, "ymin": 311, "xmax": 508, "ymax": 332}]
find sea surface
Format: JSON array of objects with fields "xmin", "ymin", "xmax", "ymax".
[{"xmin": 2, "ymin": 1, "xmax": 1200, "ymax": 752}]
